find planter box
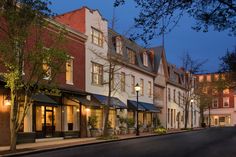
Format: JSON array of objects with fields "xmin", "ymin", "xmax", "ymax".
[
  {"xmin": 17, "ymin": 132, "xmax": 36, "ymax": 144},
  {"xmin": 128, "ymin": 128, "xmax": 135, "ymax": 134}
]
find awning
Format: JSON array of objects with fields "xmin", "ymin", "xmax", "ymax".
[
  {"xmin": 127, "ymin": 100, "xmax": 146, "ymax": 111},
  {"xmin": 32, "ymin": 93, "xmax": 58, "ymax": 105},
  {"xmin": 140, "ymin": 102, "xmax": 160, "ymax": 113},
  {"xmin": 127, "ymin": 100, "xmax": 160, "ymax": 112},
  {"xmin": 92, "ymin": 94, "xmax": 127, "ymax": 109},
  {"xmin": 77, "ymin": 96, "xmax": 101, "ymax": 107}
]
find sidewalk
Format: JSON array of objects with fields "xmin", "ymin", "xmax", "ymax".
[{"xmin": 0, "ymin": 128, "xmax": 203, "ymax": 156}]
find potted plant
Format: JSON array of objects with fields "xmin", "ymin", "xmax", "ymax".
[
  {"xmin": 147, "ymin": 122, "xmax": 154, "ymax": 132},
  {"xmin": 126, "ymin": 118, "xmax": 135, "ymax": 134},
  {"xmin": 88, "ymin": 116, "xmax": 99, "ymax": 137},
  {"xmin": 138, "ymin": 122, "xmax": 144, "ymax": 133},
  {"xmin": 106, "ymin": 121, "xmax": 114, "ymax": 136},
  {"xmin": 119, "ymin": 117, "xmax": 127, "ymax": 134}
]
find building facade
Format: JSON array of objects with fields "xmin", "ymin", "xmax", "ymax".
[{"xmin": 197, "ymin": 73, "xmax": 236, "ymax": 126}]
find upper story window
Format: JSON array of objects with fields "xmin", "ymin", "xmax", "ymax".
[
  {"xmin": 140, "ymin": 79, "xmax": 144, "ymax": 96},
  {"xmin": 91, "ymin": 27, "xmax": 103, "ymax": 47},
  {"xmin": 223, "ymin": 97, "xmax": 229, "ymax": 107},
  {"xmin": 206, "ymin": 75, "xmax": 211, "ymax": 82},
  {"xmin": 223, "ymin": 89, "xmax": 230, "ymax": 94},
  {"xmin": 92, "ymin": 62, "xmax": 103, "ymax": 85},
  {"xmin": 42, "ymin": 59, "xmax": 51, "ymax": 80},
  {"xmin": 127, "ymin": 48, "xmax": 136, "ymax": 64},
  {"xmin": 116, "ymin": 36, "xmax": 122, "ymax": 55},
  {"xmin": 173, "ymin": 89, "xmax": 176, "ymax": 103},
  {"xmin": 168, "ymin": 88, "xmax": 171, "ymax": 102},
  {"xmin": 66, "ymin": 58, "xmax": 74, "ymax": 84},
  {"xmin": 178, "ymin": 91, "xmax": 181, "ymax": 105},
  {"xmin": 131, "ymin": 75, "xmax": 135, "ymax": 94},
  {"xmin": 121, "ymin": 72, "xmax": 126, "ymax": 92},
  {"xmin": 148, "ymin": 81, "xmax": 152, "ymax": 97},
  {"xmin": 214, "ymin": 74, "xmax": 219, "ymax": 81},
  {"xmin": 198, "ymin": 75, "xmax": 204, "ymax": 82},
  {"xmin": 212, "ymin": 98, "xmax": 218, "ymax": 108},
  {"xmin": 143, "ymin": 52, "xmax": 148, "ymax": 66}
]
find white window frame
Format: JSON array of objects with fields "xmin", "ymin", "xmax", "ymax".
[
  {"xmin": 148, "ymin": 81, "xmax": 152, "ymax": 97},
  {"xmin": 212, "ymin": 98, "xmax": 218, "ymax": 108},
  {"xmin": 143, "ymin": 52, "xmax": 148, "ymax": 66},
  {"xmin": 131, "ymin": 75, "xmax": 135, "ymax": 94},
  {"xmin": 140, "ymin": 79, "xmax": 144, "ymax": 96},
  {"xmin": 121, "ymin": 72, "xmax": 126, "ymax": 92},
  {"xmin": 66, "ymin": 57, "xmax": 74, "ymax": 85},
  {"xmin": 92, "ymin": 62, "xmax": 103, "ymax": 85},
  {"xmin": 223, "ymin": 97, "xmax": 230, "ymax": 107},
  {"xmin": 91, "ymin": 27, "xmax": 103, "ymax": 47},
  {"xmin": 116, "ymin": 36, "xmax": 122, "ymax": 55}
]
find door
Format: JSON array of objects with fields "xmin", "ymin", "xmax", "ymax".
[{"xmin": 45, "ymin": 107, "xmax": 55, "ymax": 137}]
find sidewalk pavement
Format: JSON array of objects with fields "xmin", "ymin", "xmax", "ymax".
[{"xmin": 0, "ymin": 128, "xmax": 204, "ymax": 157}]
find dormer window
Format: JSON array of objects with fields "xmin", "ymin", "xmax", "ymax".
[
  {"xmin": 143, "ymin": 51, "xmax": 148, "ymax": 66},
  {"xmin": 128, "ymin": 48, "xmax": 136, "ymax": 64},
  {"xmin": 116, "ymin": 36, "xmax": 122, "ymax": 55}
]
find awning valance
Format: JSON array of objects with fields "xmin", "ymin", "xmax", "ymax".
[
  {"xmin": 77, "ymin": 96, "xmax": 101, "ymax": 107},
  {"xmin": 32, "ymin": 93, "xmax": 58, "ymax": 105},
  {"xmin": 92, "ymin": 94, "xmax": 127, "ymax": 109},
  {"xmin": 127, "ymin": 100, "xmax": 160, "ymax": 112}
]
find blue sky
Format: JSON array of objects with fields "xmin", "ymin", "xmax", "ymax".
[{"xmin": 50, "ymin": 0, "xmax": 236, "ymax": 73}]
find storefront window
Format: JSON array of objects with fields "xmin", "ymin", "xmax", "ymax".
[
  {"xmin": 91, "ymin": 109, "xmax": 103, "ymax": 129},
  {"xmin": 67, "ymin": 106, "xmax": 73, "ymax": 131},
  {"xmin": 109, "ymin": 110, "xmax": 116, "ymax": 128},
  {"xmin": 146, "ymin": 113, "xmax": 152, "ymax": 126},
  {"xmin": 138, "ymin": 112, "xmax": 144, "ymax": 125},
  {"xmin": 36, "ymin": 106, "xmax": 44, "ymax": 131}
]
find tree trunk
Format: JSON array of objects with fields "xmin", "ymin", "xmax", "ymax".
[
  {"xmin": 184, "ymin": 103, "xmax": 189, "ymax": 129},
  {"xmin": 10, "ymin": 126, "xmax": 17, "ymax": 152},
  {"xmin": 10, "ymin": 100, "xmax": 17, "ymax": 152}
]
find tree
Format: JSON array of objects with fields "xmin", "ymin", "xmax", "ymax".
[
  {"xmin": 219, "ymin": 47, "xmax": 236, "ymax": 83},
  {"xmin": 0, "ymin": 0, "xmax": 68, "ymax": 151},
  {"xmin": 114, "ymin": 0, "xmax": 236, "ymax": 43},
  {"xmin": 180, "ymin": 52, "xmax": 206, "ymax": 129}
]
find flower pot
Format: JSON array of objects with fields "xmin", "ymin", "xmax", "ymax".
[
  {"xmin": 128, "ymin": 127, "xmax": 135, "ymax": 134},
  {"xmin": 90, "ymin": 129, "xmax": 99, "ymax": 137}
]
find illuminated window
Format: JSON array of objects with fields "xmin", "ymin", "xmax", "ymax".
[
  {"xmin": 143, "ymin": 52, "xmax": 148, "ymax": 66},
  {"xmin": 121, "ymin": 72, "xmax": 126, "ymax": 92},
  {"xmin": 67, "ymin": 106, "xmax": 74, "ymax": 131},
  {"xmin": 66, "ymin": 58, "xmax": 73, "ymax": 84},
  {"xmin": 212, "ymin": 98, "xmax": 218, "ymax": 108},
  {"xmin": 92, "ymin": 62, "xmax": 103, "ymax": 85},
  {"xmin": 148, "ymin": 81, "xmax": 152, "ymax": 97},
  {"xmin": 198, "ymin": 75, "xmax": 204, "ymax": 82},
  {"xmin": 223, "ymin": 89, "xmax": 229, "ymax": 94},
  {"xmin": 206, "ymin": 75, "xmax": 211, "ymax": 82},
  {"xmin": 223, "ymin": 97, "xmax": 229, "ymax": 107},
  {"xmin": 91, "ymin": 27, "xmax": 103, "ymax": 47},
  {"xmin": 214, "ymin": 74, "xmax": 219, "ymax": 81},
  {"xmin": 42, "ymin": 59, "xmax": 51, "ymax": 80},
  {"xmin": 116, "ymin": 36, "xmax": 122, "ymax": 54}
]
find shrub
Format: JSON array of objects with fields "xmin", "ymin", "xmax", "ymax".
[
  {"xmin": 88, "ymin": 116, "xmax": 98, "ymax": 129},
  {"xmin": 154, "ymin": 127, "xmax": 167, "ymax": 135},
  {"xmin": 126, "ymin": 118, "xmax": 135, "ymax": 128}
]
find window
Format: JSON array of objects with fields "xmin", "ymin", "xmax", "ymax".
[
  {"xmin": 214, "ymin": 74, "xmax": 219, "ymax": 81},
  {"xmin": 212, "ymin": 98, "xmax": 218, "ymax": 108},
  {"xmin": 91, "ymin": 27, "xmax": 103, "ymax": 47},
  {"xmin": 131, "ymin": 75, "xmax": 135, "ymax": 94},
  {"xmin": 42, "ymin": 59, "xmax": 51, "ymax": 80},
  {"xmin": 92, "ymin": 62, "xmax": 103, "ymax": 85},
  {"xmin": 198, "ymin": 75, "xmax": 204, "ymax": 82},
  {"xmin": 66, "ymin": 58, "xmax": 73, "ymax": 84},
  {"xmin": 148, "ymin": 81, "xmax": 152, "ymax": 97},
  {"xmin": 223, "ymin": 89, "xmax": 229, "ymax": 94},
  {"xmin": 128, "ymin": 48, "xmax": 136, "ymax": 64},
  {"xmin": 116, "ymin": 36, "xmax": 122, "ymax": 54},
  {"xmin": 178, "ymin": 91, "xmax": 181, "ymax": 105},
  {"xmin": 140, "ymin": 79, "xmax": 144, "ymax": 96},
  {"xmin": 67, "ymin": 106, "xmax": 74, "ymax": 131},
  {"xmin": 168, "ymin": 108, "xmax": 170, "ymax": 124},
  {"xmin": 143, "ymin": 52, "xmax": 148, "ymax": 66},
  {"xmin": 207, "ymin": 75, "xmax": 211, "ymax": 82},
  {"xmin": 223, "ymin": 97, "xmax": 229, "ymax": 107},
  {"xmin": 121, "ymin": 72, "xmax": 125, "ymax": 92},
  {"xmin": 173, "ymin": 89, "xmax": 176, "ymax": 103},
  {"xmin": 168, "ymin": 88, "xmax": 171, "ymax": 102}
]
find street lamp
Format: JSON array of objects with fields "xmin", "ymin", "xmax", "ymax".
[
  {"xmin": 135, "ymin": 83, "xmax": 141, "ymax": 136},
  {"xmin": 190, "ymin": 99, "xmax": 194, "ymax": 128}
]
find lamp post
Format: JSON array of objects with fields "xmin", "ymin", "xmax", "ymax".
[
  {"xmin": 190, "ymin": 99, "xmax": 194, "ymax": 128},
  {"xmin": 135, "ymin": 83, "xmax": 141, "ymax": 136}
]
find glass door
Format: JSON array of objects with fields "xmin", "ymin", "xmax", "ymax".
[{"xmin": 45, "ymin": 106, "xmax": 55, "ymax": 137}]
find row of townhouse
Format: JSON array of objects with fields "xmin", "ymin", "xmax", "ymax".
[
  {"xmin": 196, "ymin": 73, "xmax": 236, "ymax": 126},
  {"xmin": 0, "ymin": 6, "xmax": 200, "ymax": 146}
]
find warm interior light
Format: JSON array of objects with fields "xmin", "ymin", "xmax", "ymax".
[
  {"xmin": 76, "ymin": 108, "xmax": 80, "ymax": 112},
  {"xmin": 4, "ymin": 95, "xmax": 11, "ymax": 106},
  {"xmin": 135, "ymin": 83, "xmax": 141, "ymax": 92},
  {"xmin": 190, "ymin": 99, "xmax": 194, "ymax": 103},
  {"xmin": 86, "ymin": 108, "xmax": 90, "ymax": 112}
]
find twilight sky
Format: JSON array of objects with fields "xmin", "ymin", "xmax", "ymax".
[{"xmin": 50, "ymin": 0, "xmax": 236, "ymax": 73}]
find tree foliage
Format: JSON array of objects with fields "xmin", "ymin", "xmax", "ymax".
[
  {"xmin": 114, "ymin": 0, "xmax": 236, "ymax": 43},
  {"xmin": 0, "ymin": 0, "xmax": 68, "ymax": 151}
]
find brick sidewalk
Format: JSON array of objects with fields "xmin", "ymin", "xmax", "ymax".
[{"xmin": 0, "ymin": 128, "xmax": 204, "ymax": 156}]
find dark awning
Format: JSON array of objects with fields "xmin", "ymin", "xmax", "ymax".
[
  {"xmin": 92, "ymin": 94, "xmax": 127, "ymax": 109},
  {"xmin": 140, "ymin": 102, "xmax": 160, "ymax": 113},
  {"xmin": 77, "ymin": 96, "xmax": 101, "ymax": 107},
  {"xmin": 127, "ymin": 100, "xmax": 160, "ymax": 112},
  {"xmin": 32, "ymin": 93, "xmax": 58, "ymax": 105},
  {"xmin": 127, "ymin": 100, "xmax": 146, "ymax": 111}
]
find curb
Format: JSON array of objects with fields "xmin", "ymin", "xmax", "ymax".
[{"xmin": 1, "ymin": 128, "xmax": 204, "ymax": 157}]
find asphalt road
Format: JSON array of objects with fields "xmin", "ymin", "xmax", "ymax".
[{"xmin": 18, "ymin": 127, "xmax": 236, "ymax": 157}]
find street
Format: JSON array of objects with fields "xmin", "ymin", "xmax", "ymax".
[{"xmin": 18, "ymin": 127, "xmax": 236, "ymax": 157}]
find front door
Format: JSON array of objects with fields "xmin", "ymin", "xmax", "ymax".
[{"xmin": 45, "ymin": 106, "xmax": 55, "ymax": 137}]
